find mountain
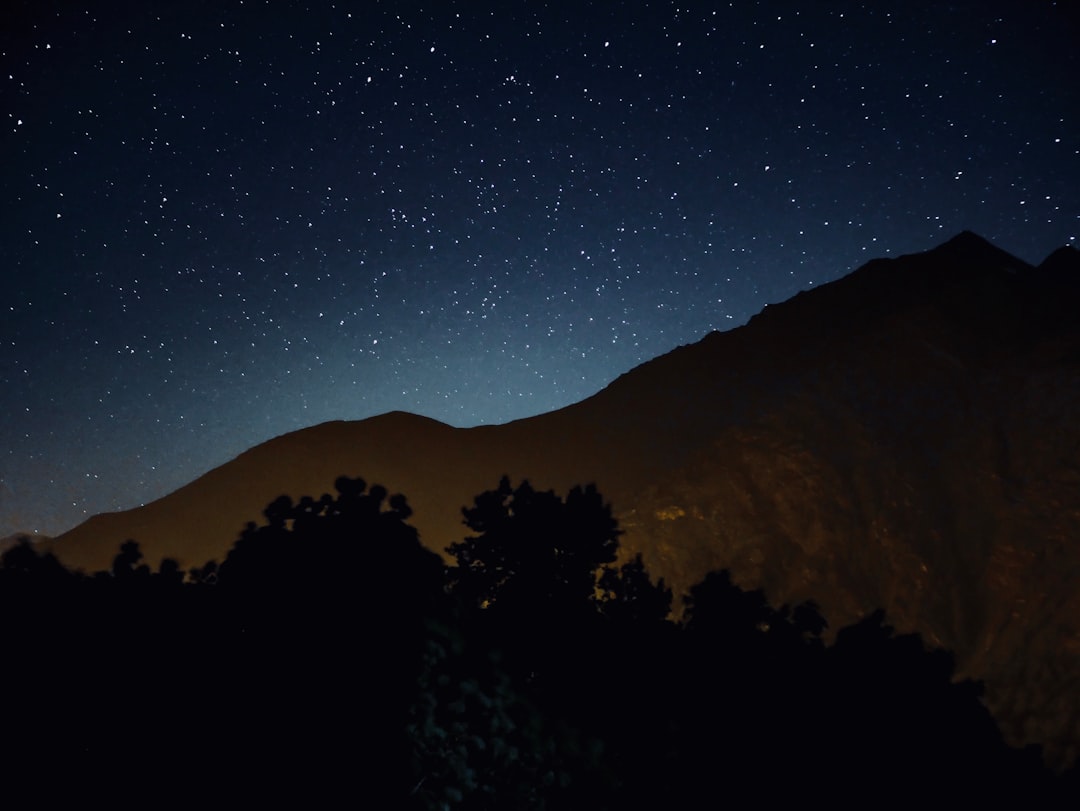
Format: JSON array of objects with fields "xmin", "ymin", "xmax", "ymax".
[{"xmin": 44, "ymin": 232, "xmax": 1080, "ymax": 765}]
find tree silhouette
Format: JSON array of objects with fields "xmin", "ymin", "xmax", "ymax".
[
  {"xmin": 597, "ymin": 552, "xmax": 672, "ymax": 625},
  {"xmin": 407, "ymin": 621, "xmax": 585, "ymax": 810},
  {"xmin": 682, "ymin": 568, "xmax": 775, "ymax": 642},
  {"xmin": 440, "ymin": 478, "xmax": 686, "ymax": 806},
  {"xmin": 819, "ymin": 608, "xmax": 1032, "ymax": 795},
  {"xmin": 217, "ymin": 475, "xmax": 442, "ymax": 613},
  {"xmin": 0, "ymin": 537, "xmax": 72, "ymax": 584},
  {"xmin": 446, "ymin": 477, "xmax": 621, "ymax": 622},
  {"xmin": 208, "ymin": 476, "xmax": 447, "ymax": 802},
  {"xmin": 110, "ymin": 539, "xmax": 151, "ymax": 578},
  {"xmin": 3, "ymin": 487, "xmax": 1068, "ymax": 804}
]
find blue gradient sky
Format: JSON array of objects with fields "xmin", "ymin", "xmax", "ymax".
[{"xmin": 2, "ymin": 1, "xmax": 1077, "ymax": 536}]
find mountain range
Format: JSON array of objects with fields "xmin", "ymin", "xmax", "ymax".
[{"xmin": 39, "ymin": 231, "xmax": 1080, "ymax": 766}]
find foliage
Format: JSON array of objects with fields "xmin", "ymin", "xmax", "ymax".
[
  {"xmin": 446, "ymin": 477, "xmax": 621, "ymax": 619},
  {"xmin": 218, "ymin": 475, "xmax": 444, "ymax": 618},
  {"xmin": 0, "ymin": 478, "xmax": 1069, "ymax": 804},
  {"xmin": 407, "ymin": 621, "xmax": 580, "ymax": 810},
  {"xmin": 597, "ymin": 552, "xmax": 672, "ymax": 625}
]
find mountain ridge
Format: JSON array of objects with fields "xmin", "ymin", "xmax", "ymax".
[{"xmin": 41, "ymin": 232, "xmax": 1080, "ymax": 765}]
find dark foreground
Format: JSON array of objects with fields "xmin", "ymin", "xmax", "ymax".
[{"xmin": 2, "ymin": 477, "xmax": 1075, "ymax": 807}]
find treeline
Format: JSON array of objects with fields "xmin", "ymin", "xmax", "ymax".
[{"xmin": 0, "ymin": 476, "xmax": 1073, "ymax": 806}]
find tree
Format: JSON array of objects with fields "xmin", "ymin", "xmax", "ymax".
[
  {"xmin": 216, "ymin": 475, "xmax": 442, "ymax": 611},
  {"xmin": 446, "ymin": 477, "xmax": 621, "ymax": 621},
  {"xmin": 407, "ymin": 622, "xmax": 580, "ymax": 810},
  {"xmin": 111, "ymin": 539, "xmax": 150, "ymax": 579},
  {"xmin": 682, "ymin": 569, "xmax": 776, "ymax": 642},
  {"xmin": 597, "ymin": 553, "xmax": 672, "ymax": 625},
  {"xmin": 208, "ymin": 477, "xmax": 448, "ymax": 801},
  {"xmin": 0, "ymin": 537, "xmax": 72, "ymax": 583}
]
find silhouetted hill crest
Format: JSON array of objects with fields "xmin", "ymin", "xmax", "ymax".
[
  {"xmin": 1038, "ymin": 243, "xmax": 1080, "ymax": 273},
  {"xmin": 740, "ymin": 231, "xmax": 1031, "ymax": 349}
]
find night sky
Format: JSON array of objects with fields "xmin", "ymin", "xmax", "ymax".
[{"xmin": 2, "ymin": 1, "xmax": 1077, "ymax": 538}]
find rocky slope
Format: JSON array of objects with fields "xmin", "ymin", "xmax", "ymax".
[{"xmin": 44, "ymin": 232, "xmax": 1080, "ymax": 765}]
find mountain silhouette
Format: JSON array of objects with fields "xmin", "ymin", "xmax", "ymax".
[{"xmin": 44, "ymin": 231, "xmax": 1080, "ymax": 765}]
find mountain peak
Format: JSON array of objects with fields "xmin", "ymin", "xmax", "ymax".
[
  {"xmin": 1038, "ymin": 244, "xmax": 1080, "ymax": 274},
  {"xmin": 741, "ymin": 231, "xmax": 1031, "ymax": 347},
  {"xmin": 931, "ymin": 230, "xmax": 1029, "ymax": 272},
  {"xmin": 942, "ymin": 229, "xmax": 995, "ymax": 251}
]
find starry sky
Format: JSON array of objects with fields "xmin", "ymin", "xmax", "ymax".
[{"xmin": 2, "ymin": 1, "xmax": 1078, "ymax": 538}]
